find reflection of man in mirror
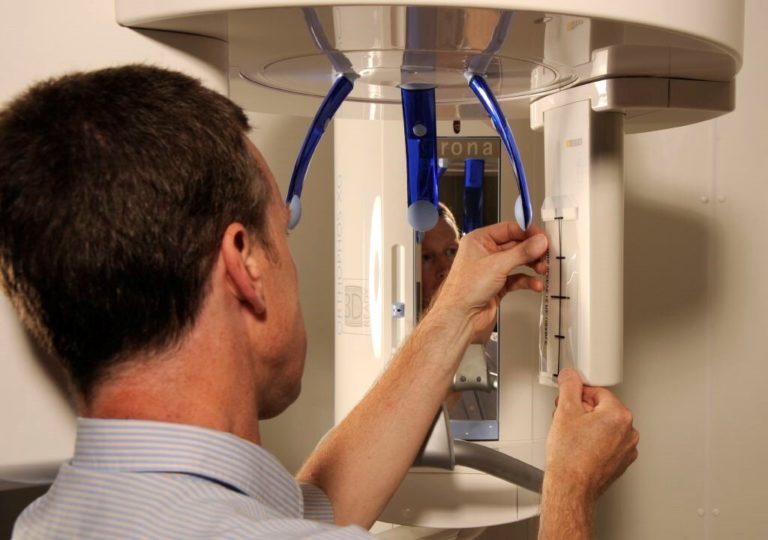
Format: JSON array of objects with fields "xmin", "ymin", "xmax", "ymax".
[
  {"xmin": 420, "ymin": 202, "xmax": 460, "ymax": 311},
  {"xmin": 421, "ymin": 202, "xmax": 497, "ymax": 421}
]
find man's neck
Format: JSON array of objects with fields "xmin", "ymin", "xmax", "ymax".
[{"xmin": 84, "ymin": 305, "xmax": 262, "ymax": 445}]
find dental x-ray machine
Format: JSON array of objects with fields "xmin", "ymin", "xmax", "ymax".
[{"xmin": 0, "ymin": 0, "xmax": 743, "ymax": 531}]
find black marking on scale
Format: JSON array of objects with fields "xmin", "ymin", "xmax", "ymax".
[
  {"xmin": 556, "ymin": 256, "xmax": 566, "ymax": 260},
  {"xmin": 556, "ymin": 218, "xmax": 564, "ymax": 376},
  {"xmin": 554, "ymin": 216, "xmax": 564, "ymax": 220},
  {"xmin": 551, "ymin": 295, "xmax": 570, "ymax": 300}
]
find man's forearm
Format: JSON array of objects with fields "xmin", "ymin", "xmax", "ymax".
[
  {"xmin": 538, "ymin": 471, "xmax": 594, "ymax": 540},
  {"xmin": 296, "ymin": 223, "xmax": 549, "ymax": 528},
  {"xmin": 296, "ymin": 305, "xmax": 472, "ymax": 528}
]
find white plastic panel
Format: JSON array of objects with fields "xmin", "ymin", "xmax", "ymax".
[
  {"xmin": 118, "ymin": 1, "xmax": 742, "ymax": 130},
  {"xmin": 538, "ymin": 98, "xmax": 624, "ymax": 386},
  {"xmin": 333, "ymin": 103, "xmax": 415, "ymax": 421},
  {"xmin": 116, "ymin": 0, "xmax": 744, "ymax": 61},
  {"xmin": 0, "ymin": 296, "xmax": 75, "ymax": 488}
]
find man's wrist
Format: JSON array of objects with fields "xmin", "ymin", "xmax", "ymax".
[
  {"xmin": 539, "ymin": 469, "xmax": 595, "ymax": 540},
  {"xmin": 420, "ymin": 302, "xmax": 474, "ymax": 349},
  {"xmin": 543, "ymin": 465, "xmax": 594, "ymax": 501}
]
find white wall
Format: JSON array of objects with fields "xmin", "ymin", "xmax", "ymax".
[{"xmin": 594, "ymin": 1, "xmax": 767, "ymax": 538}]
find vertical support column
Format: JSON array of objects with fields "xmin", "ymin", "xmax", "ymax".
[
  {"xmin": 333, "ymin": 104, "xmax": 415, "ymax": 422},
  {"xmin": 539, "ymin": 98, "xmax": 624, "ymax": 386}
]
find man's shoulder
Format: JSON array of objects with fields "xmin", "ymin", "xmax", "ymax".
[{"xmin": 12, "ymin": 466, "xmax": 374, "ymax": 539}]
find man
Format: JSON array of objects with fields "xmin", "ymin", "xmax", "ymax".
[
  {"xmin": 0, "ymin": 65, "xmax": 638, "ymax": 539},
  {"xmin": 420, "ymin": 202, "xmax": 461, "ymax": 312},
  {"xmin": 420, "ymin": 202, "xmax": 496, "ymax": 421}
]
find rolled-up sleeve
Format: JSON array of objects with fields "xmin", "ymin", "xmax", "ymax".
[{"xmin": 300, "ymin": 482, "xmax": 336, "ymax": 524}]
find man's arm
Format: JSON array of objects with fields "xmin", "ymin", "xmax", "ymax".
[
  {"xmin": 538, "ymin": 369, "xmax": 640, "ymax": 540},
  {"xmin": 296, "ymin": 222, "xmax": 548, "ymax": 528}
]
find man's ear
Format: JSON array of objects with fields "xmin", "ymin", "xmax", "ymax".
[{"xmin": 220, "ymin": 223, "xmax": 267, "ymax": 315}]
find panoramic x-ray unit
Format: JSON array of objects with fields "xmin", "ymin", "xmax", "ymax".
[{"xmin": 0, "ymin": 0, "xmax": 742, "ymax": 531}]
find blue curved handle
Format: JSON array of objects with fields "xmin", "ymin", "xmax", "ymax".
[
  {"xmin": 401, "ymin": 86, "xmax": 440, "ymax": 232},
  {"xmin": 467, "ymin": 73, "xmax": 533, "ymax": 229},
  {"xmin": 287, "ymin": 74, "xmax": 355, "ymax": 229}
]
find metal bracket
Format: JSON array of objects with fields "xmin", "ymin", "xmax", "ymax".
[
  {"xmin": 414, "ymin": 405, "xmax": 544, "ymax": 493},
  {"xmin": 452, "ymin": 344, "xmax": 492, "ymax": 392}
]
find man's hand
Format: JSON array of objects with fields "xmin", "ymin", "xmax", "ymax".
[
  {"xmin": 539, "ymin": 369, "xmax": 639, "ymax": 540},
  {"xmin": 547, "ymin": 369, "xmax": 639, "ymax": 498},
  {"xmin": 433, "ymin": 221, "xmax": 548, "ymax": 342}
]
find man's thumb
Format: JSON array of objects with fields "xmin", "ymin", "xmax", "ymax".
[{"xmin": 556, "ymin": 369, "xmax": 584, "ymax": 413}]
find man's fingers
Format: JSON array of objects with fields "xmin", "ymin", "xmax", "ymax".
[
  {"xmin": 528, "ymin": 258, "xmax": 548, "ymax": 275},
  {"xmin": 555, "ymin": 369, "xmax": 585, "ymax": 413},
  {"xmin": 555, "ymin": 393, "xmax": 597, "ymax": 413},
  {"xmin": 582, "ymin": 385, "xmax": 623, "ymax": 409},
  {"xmin": 504, "ymin": 273, "xmax": 544, "ymax": 293},
  {"xmin": 497, "ymin": 224, "xmax": 546, "ymax": 251},
  {"xmin": 497, "ymin": 226, "xmax": 548, "ymax": 275},
  {"xmin": 500, "ymin": 250, "xmax": 546, "ymax": 274},
  {"xmin": 472, "ymin": 220, "xmax": 527, "ymax": 246},
  {"xmin": 490, "ymin": 234, "xmax": 548, "ymax": 277}
]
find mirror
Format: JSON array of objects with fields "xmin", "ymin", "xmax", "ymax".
[{"xmin": 416, "ymin": 137, "xmax": 501, "ymax": 441}]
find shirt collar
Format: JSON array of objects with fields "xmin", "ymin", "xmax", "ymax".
[{"xmin": 72, "ymin": 417, "xmax": 303, "ymax": 518}]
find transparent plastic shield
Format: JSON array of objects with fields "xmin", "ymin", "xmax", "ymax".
[{"xmin": 539, "ymin": 201, "xmax": 579, "ymax": 386}]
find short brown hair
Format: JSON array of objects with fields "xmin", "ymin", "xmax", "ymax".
[
  {"xmin": 0, "ymin": 65, "xmax": 270, "ymax": 399},
  {"xmin": 437, "ymin": 201, "xmax": 461, "ymax": 238}
]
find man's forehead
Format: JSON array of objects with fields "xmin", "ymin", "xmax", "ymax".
[{"xmin": 423, "ymin": 222, "xmax": 460, "ymax": 250}]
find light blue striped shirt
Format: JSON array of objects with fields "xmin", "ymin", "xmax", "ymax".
[{"xmin": 13, "ymin": 418, "xmax": 372, "ymax": 539}]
